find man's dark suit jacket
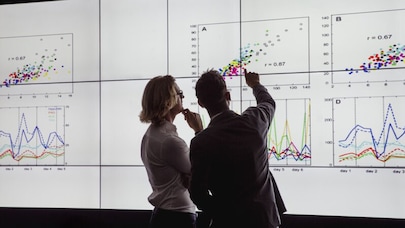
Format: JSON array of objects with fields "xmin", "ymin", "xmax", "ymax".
[{"xmin": 189, "ymin": 84, "xmax": 286, "ymax": 228}]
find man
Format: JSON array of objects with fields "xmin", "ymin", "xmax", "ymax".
[{"xmin": 188, "ymin": 69, "xmax": 286, "ymax": 228}]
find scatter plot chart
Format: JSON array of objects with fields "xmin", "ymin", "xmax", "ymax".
[
  {"xmin": 0, "ymin": 34, "xmax": 73, "ymax": 95},
  {"xmin": 268, "ymin": 99, "xmax": 311, "ymax": 166},
  {"xmin": 331, "ymin": 10, "xmax": 405, "ymax": 84},
  {"xmin": 196, "ymin": 17, "xmax": 309, "ymax": 85},
  {"xmin": 348, "ymin": 43, "xmax": 405, "ymax": 74},
  {"xmin": 0, "ymin": 106, "xmax": 66, "ymax": 166},
  {"xmin": 333, "ymin": 96, "xmax": 405, "ymax": 167}
]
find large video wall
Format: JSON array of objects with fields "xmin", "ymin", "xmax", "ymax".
[{"xmin": 0, "ymin": 0, "xmax": 404, "ymax": 219}]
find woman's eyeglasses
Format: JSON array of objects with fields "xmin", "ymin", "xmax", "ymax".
[{"xmin": 177, "ymin": 90, "xmax": 184, "ymax": 99}]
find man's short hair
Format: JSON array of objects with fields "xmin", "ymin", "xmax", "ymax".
[{"xmin": 195, "ymin": 69, "xmax": 228, "ymax": 108}]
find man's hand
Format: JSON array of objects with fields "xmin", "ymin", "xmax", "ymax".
[
  {"xmin": 244, "ymin": 68, "xmax": 260, "ymax": 88},
  {"xmin": 182, "ymin": 108, "xmax": 203, "ymax": 133}
]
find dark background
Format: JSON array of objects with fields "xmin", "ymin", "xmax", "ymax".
[{"xmin": 0, "ymin": 208, "xmax": 404, "ymax": 228}]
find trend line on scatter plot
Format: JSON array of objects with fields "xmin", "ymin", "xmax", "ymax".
[
  {"xmin": 338, "ymin": 103, "xmax": 405, "ymax": 162},
  {"xmin": 268, "ymin": 111, "xmax": 311, "ymax": 162},
  {"xmin": 0, "ymin": 113, "xmax": 65, "ymax": 162},
  {"xmin": 345, "ymin": 44, "xmax": 405, "ymax": 74}
]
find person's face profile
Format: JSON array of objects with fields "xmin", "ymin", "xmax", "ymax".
[{"xmin": 173, "ymin": 83, "xmax": 184, "ymax": 112}]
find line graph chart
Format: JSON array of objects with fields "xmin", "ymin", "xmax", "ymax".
[
  {"xmin": 0, "ymin": 106, "xmax": 65, "ymax": 166},
  {"xmin": 333, "ymin": 96, "xmax": 405, "ymax": 167},
  {"xmin": 268, "ymin": 98, "xmax": 311, "ymax": 166}
]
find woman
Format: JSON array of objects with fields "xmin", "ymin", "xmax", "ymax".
[{"xmin": 139, "ymin": 75, "xmax": 202, "ymax": 228}]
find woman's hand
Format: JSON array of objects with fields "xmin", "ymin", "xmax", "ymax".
[{"xmin": 182, "ymin": 108, "xmax": 203, "ymax": 133}]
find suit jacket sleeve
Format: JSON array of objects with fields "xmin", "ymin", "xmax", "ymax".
[
  {"xmin": 246, "ymin": 85, "xmax": 287, "ymax": 216},
  {"xmin": 243, "ymin": 84, "xmax": 275, "ymax": 131}
]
